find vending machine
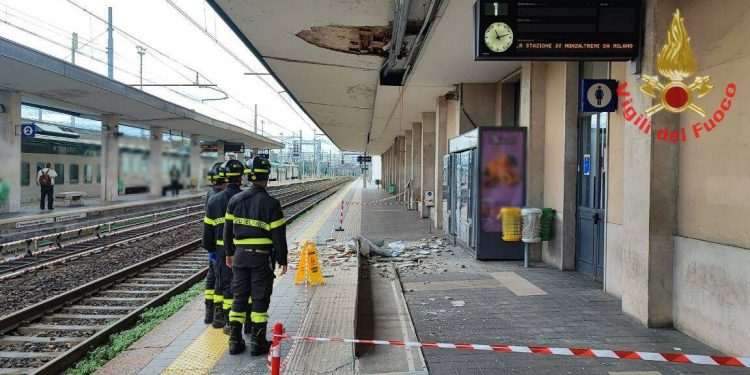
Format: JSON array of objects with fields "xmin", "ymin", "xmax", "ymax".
[{"xmin": 447, "ymin": 127, "xmax": 527, "ymax": 260}]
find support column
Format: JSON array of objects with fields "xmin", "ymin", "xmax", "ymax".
[
  {"xmin": 100, "ymin": 114, "xmax": 120, "ymax": 201},
  {"xmin": 190, "ymin": 135, "xmax": 201, "ymax": 190},
  {"xmin": 411, "ymin": 122, "xmax": 422, "ymax": 210},
  {"xmin": 420, "ymin": 113, "xmax": 436, "ymax": 218},
  {"xmin": 0, "ymin": 91, "xmax": 21, "ymax": 213},
  {"xmin": 383, "ymin": 147, "xmax": 389, "ymax": 187},
  {"xmin": 217, "ymin": 141, "xmax": 225, "ymax": 162},
  {"xmin": 446, "ymin": 96, "xmax": 461, "ymax": 140},
  {"xmin": 396, "ymin": 135, "xmax": 405, "ymax": 197},
  {"xmin": 621, "ymin": 0, "xmax": 678, "ymax": 327},
  {"xmin": 403, "ymin": 130, "xmax": 412, "ymax": 204},
  {"xmin": 520, "ymin": 61, "xmax": 546, "ymax": 260},
  {"xmin": 149, "ymin": 126, "xmax": 163, "ymax": 196},
  {"xmin": 391, "ymin": 143, "xmax": 397, "ymax": 190},
  {"xmin": 433, "ymin": 97, "xmax": 448, "ymax": 229}
]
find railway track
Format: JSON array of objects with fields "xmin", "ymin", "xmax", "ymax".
[
  {"xmin": 0, "ymin": 179, "xmax": 341, "ymax": 281},
  {"xmin": 0, "ymin": 177, "xmax": 352, "ymax": 375}
]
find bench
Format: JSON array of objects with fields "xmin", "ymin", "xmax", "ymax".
[{"xmin": 55, "ymin": 191, "xmax": 87, "ymax": 207}]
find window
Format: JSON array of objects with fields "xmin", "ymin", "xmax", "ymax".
[
  {"xmin": 21, "ymin": 162, "xmax": 30, "ymax": 186},
  {"xmin": 84, "ymin": 164, "xmax": 93, "ymax": 184},
  {"xmin": 96, "ymin": 165, "xmax": 101, "ymax": 183},
  {"xmin": 70, "ymin": 164, "xmax": 80, "ymax": 184},
  {"xmin": 54, "ymin": 163, "xmax": 64, "ymax": 185}
]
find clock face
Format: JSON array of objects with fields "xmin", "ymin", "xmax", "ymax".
[{"xmin": 484, "ymin": 22, "xmax": 513, "ymax": 53}]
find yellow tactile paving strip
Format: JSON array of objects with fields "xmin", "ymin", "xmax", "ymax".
[
  {"xmin": 162, "ymin": 326, "xmax": 228, "ymax": 375},
  {"xmin": 160, "ymin": 180, "xmax": 357, "ymax": 374}
]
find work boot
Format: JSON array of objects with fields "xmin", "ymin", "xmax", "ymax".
[
  {"xmin": 228, "ymin": 321, "xmax": 246, "ymax": 355},
  {"xmin": 203, "ymin": 300, "xmax": 214, "ymax": 324},
  {"xmin": 211, "ymin": 305, "xmax": 226, "ymax": 328},
  {"xmin": 250, "ymin": 323, "xmax": 271, "ymax": 356},
  {"xmin": 222, "ymin": 310, "xmax": 231, "ymax": 335}
]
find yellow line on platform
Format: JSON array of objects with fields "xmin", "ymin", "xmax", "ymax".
[
  {"xmin": 161, "ymin": 325, "xmax": 227, "ymax": 375},
  {"xmin": 297, "ymin": 179, "xmax": 356, "ymax": 241}
]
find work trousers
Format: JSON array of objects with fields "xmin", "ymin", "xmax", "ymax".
[
  {"xmin": 204, "ymin": 259, "xmax": 216, "ymax": 303},
  {"xmin": 40, "ymin": 185, "xmax": 53, "ymax": 210},
  {"xmin": 229, "ymin": 250, "xmax": 274, "ymax": 325},
  {"xmin": 213, "ymin": 246, "xmax": 233, "ymax": 309}
]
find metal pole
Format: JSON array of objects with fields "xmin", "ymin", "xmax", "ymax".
[
  {"xmin": 71, "ymin": 32, "xmax": 78, "ymax": 64},
  {"xmin": 254, "ymin": 104, "xmax": 258, "ymax": 133},
  {"xmin": 107, "ymin": 7, "xmax": 114, "ymax": 79},
  {"xmin": 524, "ymin": 243, "xmax": 530, "ymax": 268},
  {"xmin": 136, "ymin": 46, "xmax": 146, "ymax": 89}
]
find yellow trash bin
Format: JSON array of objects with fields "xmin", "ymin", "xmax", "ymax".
[{"xmin": 499, "ymin": 207, "xmax": 522, "ymax": 242}]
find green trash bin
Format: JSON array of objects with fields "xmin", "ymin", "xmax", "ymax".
[
  {"xmin": 540, "ymin": 208, "xmax": 556, "ymax": 241},
  {"xmin": 387, "ymin": 184, "xmax": 396, "ymax": 194}
]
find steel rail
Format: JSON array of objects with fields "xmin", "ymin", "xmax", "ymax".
[{"xmin": 0, "ymin": 178, "xmax": 353, "ymax": 374}]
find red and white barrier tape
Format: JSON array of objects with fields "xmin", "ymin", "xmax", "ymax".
[
  {"xmin": 274, "ymin": 334, "xmax": 750, "ymax": 368},
  {"xmin": 344, "ymin": 189, "xmax": 408, "ymax": 206}
]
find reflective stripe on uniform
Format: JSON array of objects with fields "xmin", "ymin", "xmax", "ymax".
[
  {"xmin": 270, "ymin": 218, "xmax": 286, "ymax": 229},
  {"xmin": 225, "ymin": 172, "xmax": 242, "ymax": 176},
  {"xmin": 213, "ymin": 295, "xmax": 224, "ymax": 303},
  {"xmin": 248, "ymin": 296, "xmax": 252, "ymax": 304},
  {"xmin": 203, "ymin": 217, "xmax": 226, "ymax": 226},
  {"xmin": 216, "ymin": 239, "xmax": 224, "ymax": 246},
  {"xmin": 233, "ymin": 217, "xmax": 271, "ymax": 231},
  {"xmin": 223, "ymin": 298, "xmax": 233, "ymax": 310},
  {"xmin": 229, "ymin": 310, "xmax": 246, "ymax": 324},
  {"xmin": 204, "ymin": 289, "xmax": 214, "ymax": 301},
  {"xmin": 233, "ymin": 238, "xmax": 273, "ymax": 245},
  {"xmin": 250, "ymin": 311, "xmax": 269, "ymax": 323},
  {"xmin": 225, "ymin": 213, "xmax": 235, "ymax": 221},
  {"xmin": 252, "ymin": 168, "xmax": 269, "ymax": 173}
]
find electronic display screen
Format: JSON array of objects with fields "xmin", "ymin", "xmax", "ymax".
[
  {"xmin": 475, "ymin": 0, "xmax": 642, "ymax": 60},
  {"xmin": 484, "ymin": 2, "xmax": 509, "ymax": 16}
]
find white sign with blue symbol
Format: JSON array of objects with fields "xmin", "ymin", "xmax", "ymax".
[
  {"xmin": 583, "ymin": 154, "xmax": 591, "ymax": 176},
  {"xmin": 580, "ymin": 79, "xmax": 618, "ymax": 113},
  {"xmin": 21, "ymin": 124, "xmax": 35, "ymax": 139}
]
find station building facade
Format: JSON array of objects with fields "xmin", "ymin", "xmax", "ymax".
[{"xmin": 380, "ymin": 0, "xmax": 749, "ymax": 356}]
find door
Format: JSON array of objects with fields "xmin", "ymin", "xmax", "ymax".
[{"xmin": 576, "ymin": 112, "xmax": 607, "ymax": 281}]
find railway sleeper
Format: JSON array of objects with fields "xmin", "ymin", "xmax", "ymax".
[
  {"xmin": 41, "ymin": 314, "xmax": 123, "ymax": 321},
  {"xmin": 17, "ymin": 324, "xmax": 103, "ymax": 333},
  {"xmin": 0, "ymin": 351, "xmax": 58, "ymax": 359}
]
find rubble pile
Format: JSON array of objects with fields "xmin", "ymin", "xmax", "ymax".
[
  {"xmin": 286, "ymin": 239, "xmax": 358, "ymax": 277},
  {"xmin": 360, "ymin": 236, "xmax": 459, "ymax": 276}
]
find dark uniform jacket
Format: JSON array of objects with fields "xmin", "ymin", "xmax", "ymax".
[
  {"xmin": 203, "ymin": 184, "xmax": 241, "ymax": 252},
  {"xmin": 204, "ymin": 186, "xmax": 222, "ymax": 211},
  {"xmin": 223, "ymin": 184, "xmax": 288, "ymax": 266}
]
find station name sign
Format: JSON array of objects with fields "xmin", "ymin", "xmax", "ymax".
[{"xmin": 474, "ymin": 0, "xmax": 642, "ymax": 61}]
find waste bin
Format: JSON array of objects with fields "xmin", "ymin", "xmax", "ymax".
[
  {"xmin": 521, "ymin": 208, "xmax": 542, "ymax": 243},
  {"xmin": 499, "ymin": 207, "xmax": 522, "ymax": 242},
  {"xmin": 540, "ymin": 208, "xmax": 556, "ymax": 241},
  {"xmin": 387, "ymin": 184, "xmax": 396, "ymax": 194}
]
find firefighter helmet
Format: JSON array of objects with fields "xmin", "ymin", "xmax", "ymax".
[
  {"xmin": 207, "ymin": 162, "xmax": 223, "ymax": 183},
  {"xmin": 220, "ymin": 159, "xmax": 245, "ymax": 183},
  {"xmin": 247, "ymin": 156, "xmax": 271, "ymax": 182}
]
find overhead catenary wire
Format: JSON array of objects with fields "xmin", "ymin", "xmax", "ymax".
[{"xmin": 65, "ymin": 0, "xmax": 302, "ymax": 136}]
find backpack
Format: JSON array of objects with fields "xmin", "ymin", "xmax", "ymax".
[{"xmin": 39, "ymin": 170, "xmax": 52, "ymax": 187}]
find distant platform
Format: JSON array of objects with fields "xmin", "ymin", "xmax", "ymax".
[{"xmin": 0, "ymin": 179, "xmax": 316, "ymax": 242}]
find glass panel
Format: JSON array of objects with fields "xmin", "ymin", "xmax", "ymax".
[
  {"xmin": 597, "ymin": 113, "xmax": 608, "ymax": 209},
  {"xmin": 54, "ymin": 163, "xmax": 64, "ymax": 185},
  {"xmin": 578, "ymin": 114, "xmax": 596, "ymax": 208},
  {"xmin": 96, "ymin": 165, "xmax": 101, "ymax": 183},
  {"xmin": 70, "ymin": 164, "xmax": 79, "ymax": 184},
  {"xmin": 84, "ymin": 164, "xmax": 93, "ymax": 184},
  {"xmin": 21, "ymin": 162, "xmax": 30, "ymax": 186}
]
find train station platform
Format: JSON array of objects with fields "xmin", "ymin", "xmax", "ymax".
[
  {"xmin": 94, "ymin": 182, "xmax": 745, "ymax": 375},
  {"xmin": 0, "ymin": 179, "xmax": 316, "ymax": 243}
]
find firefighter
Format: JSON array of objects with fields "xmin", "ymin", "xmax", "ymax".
[
  {"xmin": 203, "ymin": 160, "xmax": 244, "ymax": 331},
  {"xmin": 203, "ymin": 162, "xmax": 225, "ymax": 324},
  {"xmin": 224, "ymin": 156, "xmax": 288, "ymax": 356}
]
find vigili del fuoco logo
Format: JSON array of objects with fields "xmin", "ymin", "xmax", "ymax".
[{"xmin": 617, "ymin": 9, "xmax": 737, "ymax": 142}]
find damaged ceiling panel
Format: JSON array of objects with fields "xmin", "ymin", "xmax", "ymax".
[{"xmin": 296, "ymin": 25, "xmax": 392, "ymax": 56}]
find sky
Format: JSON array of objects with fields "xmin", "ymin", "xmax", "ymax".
[{"xmin": 0, "ymin": 0, "xmax": 338, "ymax": 150}]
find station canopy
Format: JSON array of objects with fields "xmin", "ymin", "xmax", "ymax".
[
  {"xmin": 208, "ymin": 0, "xmax": 520, "ymax": 155},
  {"xmin": 0, "ymin": 37, "xmax": 283, "ymax": 150}
]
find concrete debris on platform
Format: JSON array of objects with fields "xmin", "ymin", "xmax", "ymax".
[
  {"xmin": 359, "ymin": 236, "xmax": 465, "ymax": 278},
  {"xmin": 287, "ymin": 239, "xmax": 358, "ymax": 277}
]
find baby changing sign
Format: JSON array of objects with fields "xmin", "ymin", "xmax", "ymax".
[{"xmin": 581, "ymin": 79, "xmax": 618, "ymax": 113}]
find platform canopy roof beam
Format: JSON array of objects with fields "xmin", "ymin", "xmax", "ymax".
[{"xmin": 0, "ymin": 37, "xmax": 283, "ymax": 150}]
